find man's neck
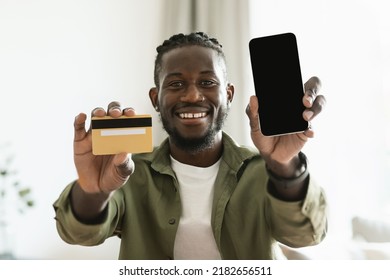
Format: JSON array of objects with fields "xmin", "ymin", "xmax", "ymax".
[{"xmin": 169, "ymin": 133, "xmax": 223, "ymax": 167}]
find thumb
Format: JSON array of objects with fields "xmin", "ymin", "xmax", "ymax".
[
  {"xmin": 74, "ymin": 113, "xmax": 88, "ymax": 141},
  {"xmin": 246, "ymin": 95, "xmax": 261, "ymax": 133},
  {"xmin": 114, "ymin": 153, "xmax": 134, "ymax": 179}
]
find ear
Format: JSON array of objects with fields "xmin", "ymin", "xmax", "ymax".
[
  {"xmin": 149, "ymin": 87, "xmax": 159, "ymax": 111},
  {"xmin": 226, "ymin": 83, "xmax": 235, "ymax": 105}
]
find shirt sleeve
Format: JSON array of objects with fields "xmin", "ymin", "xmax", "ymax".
[
  {"xmin": 266, "ymin": 176, "xmax": 328, "ymax": 248},
  {"xmin": 52, "ymin": 181, "xmax": 124, "ymax": 246}
]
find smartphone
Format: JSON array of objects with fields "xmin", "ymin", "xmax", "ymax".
[{"xmin": 249, "ymin": 32, "xmax": 308, "ymax": 136}]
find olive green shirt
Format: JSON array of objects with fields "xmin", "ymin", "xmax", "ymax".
[{"xmin": 53, "ymin": 132, "xmax": 327, "ymax": 259}]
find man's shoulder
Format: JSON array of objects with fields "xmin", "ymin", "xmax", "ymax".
[
  {"xmin": 222, "ymin": 132, "xmax": 260, "ymax": 156},
  {"xmin": 221, "ymin": 132, "xmax": 263, "ymax": 169}
]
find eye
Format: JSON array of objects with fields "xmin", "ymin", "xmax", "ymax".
[
  {"xmin": 168, "ymin": 81, "xmax": 185, "ymax": 88},
  {"xmin": 200, "ymin": 80, "xmax": 217, "ymax": 87}
]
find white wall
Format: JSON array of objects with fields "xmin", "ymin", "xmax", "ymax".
[{"xmin": 0, "ymin": 0, "xmax": 166, "ymax": 259}]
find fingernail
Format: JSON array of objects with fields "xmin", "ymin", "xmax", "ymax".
[
  {"xmin": 110, "ymin": 107, "xmax": 121, "ymax": 113},
  {"xmin": 305, "ymin": 96, "xmax": 313, "ymax": 105},
  {"xmin": 123, "ymin": 107, "xmax": 134, "ymax": 112},
  {"xmin": 304, "ymin": 110, "xmax": 314, "ymax": 120}
]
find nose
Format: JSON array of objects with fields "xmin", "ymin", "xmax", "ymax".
[{"xmin": 180, "ymin": 84, "xmax": 203, "ymax": 103}]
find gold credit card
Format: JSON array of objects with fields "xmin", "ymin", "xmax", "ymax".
[{"xmin": 91, "ymin": 115, "xmax": 152, "ymax": 155}]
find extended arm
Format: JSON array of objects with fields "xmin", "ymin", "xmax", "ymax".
[
  {"xmin": 246, "ymin": 76, "xmax": 326, "ymax": 201},
  {"xmin": 70, "ymin": 101, "xmax": 136, "ymax": 222}
]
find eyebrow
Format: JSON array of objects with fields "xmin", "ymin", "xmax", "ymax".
[
  {"xmin": 165, "ymin": 72, "xmax": 182, "ymax": 79},
  {"xmin": 165, "ymin": 70, "xmax": 217, "ymax": 79}
]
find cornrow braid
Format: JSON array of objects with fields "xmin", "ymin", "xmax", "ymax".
[{"xmin": 153, "ymin": 32, "xmax": 226, "ymax": 87}]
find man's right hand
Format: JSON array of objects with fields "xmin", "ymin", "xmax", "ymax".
[{"xmin": 73, "ymin": 101, "xmax": 136, "ymax": 194}]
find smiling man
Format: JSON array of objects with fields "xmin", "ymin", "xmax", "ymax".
[
  {"xmin": 150, "ymin": 42, "xmax": 233, "ymax": 163},
  {"xmin": 53, "ymin": 32, "xmax": 328, "ymax": 260}
]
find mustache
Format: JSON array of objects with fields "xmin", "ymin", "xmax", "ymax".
[{"xmin": 173, "ymin": 103, "xmax": 210, "ymax": 111}]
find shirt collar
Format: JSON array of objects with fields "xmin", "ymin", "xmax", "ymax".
[{"xmin": 140, "ymin": 131, "xmax": 259, "ymax": 176}]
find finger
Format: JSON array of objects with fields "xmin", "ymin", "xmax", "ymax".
[
  {"xmin": 303, "ymin": 123, "xmax": 315, "ymax": 139},
  {"xmin": 303, "ymin": 76, "xmax": 322, "ymax": 108},
  {"xmin": 303, "ymin": 94, "xmax": 326, "ymax": 121},
  {"xmin": 87, "ymin": 107, "xmax": 106, "ymax": 134},
  {"xmin": 114, "ymin": 153, "xmax": 134, "ymax": 178},
  {"xmin": 304, "ymin": 76, "xmax": 322, "ymax": 96},
  {"xmin": 122, "ymin": 107, "xmax": 137, "ymax": 117},
  {"xmin": 74, "ymin": 113, "xmax": 88, "ymax": 141},
  {"xmin": 310, "ymin": 94, "xmax": 327, "ymax": 118},
  {"xmin": 246, "ymin": 95, "xmax": 261, "ymax": 133},
  {"xmin": 91, "ymin": 107, "xmax": 106, "ymax": 117},
  {"xmin": 107, "ymin": 101, "xmax": 122, "ymax": 118}
]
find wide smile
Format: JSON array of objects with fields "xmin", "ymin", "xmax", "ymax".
[
  {"xmin": 174, "ymin": 108, "xmax": 210, "ymax": 126},
  {"xmin": 178, "ymin": 112, "xmax": 208, "ymax": 119}
]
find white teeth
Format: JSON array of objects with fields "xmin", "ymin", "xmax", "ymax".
[{"xmin": 179, "ymin": 112, "xmax": 207, "ymax": 119}]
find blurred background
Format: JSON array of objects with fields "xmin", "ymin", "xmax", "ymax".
[{"xmin": 0, "ymin": 0, "xmax": 389, "ymax": 259}]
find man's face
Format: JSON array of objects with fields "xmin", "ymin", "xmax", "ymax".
[{"xmin": 154, "ymin": 45, "xmax": 233, "ymax": 153}]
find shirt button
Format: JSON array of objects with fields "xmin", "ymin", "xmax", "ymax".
[{"xmin": 168, "ymin": 218, "xmax": 176, "ymax": 225}]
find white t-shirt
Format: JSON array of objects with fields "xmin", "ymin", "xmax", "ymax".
[{"xmin": 170, "ymin": 156, "xmax": 222, "ymax": 260}]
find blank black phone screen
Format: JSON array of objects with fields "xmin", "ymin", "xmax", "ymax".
[{"xmin": 249, "ymin": 33, "xmax": 308, "ymax": 136}]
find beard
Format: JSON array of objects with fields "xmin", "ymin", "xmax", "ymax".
[{"xmin": 160, "ymin": 106, "xmax": 229, "ymax": 154}]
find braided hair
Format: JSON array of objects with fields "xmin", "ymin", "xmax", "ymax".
[{"xmin": 153, "ymin": 32, "xmax": 227, "ymax": 88}]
